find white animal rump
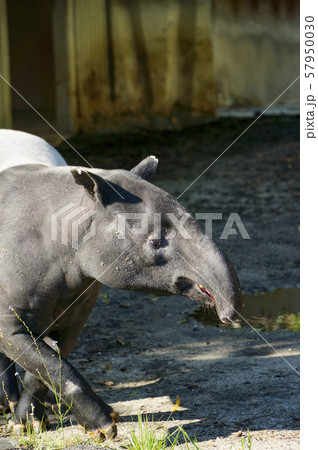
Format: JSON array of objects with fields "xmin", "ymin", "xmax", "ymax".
[{"xmin": 0, "ymin": 129, "xmax": 67, "ymax": 172}]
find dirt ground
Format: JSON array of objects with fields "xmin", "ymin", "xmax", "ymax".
[
  {"xmin": 66, "ymin": 286, "xmax": 299, "ymax": 450},
  {"xmin": 0, "ymin": 116, "xmax": 300, "ymax": 448}
]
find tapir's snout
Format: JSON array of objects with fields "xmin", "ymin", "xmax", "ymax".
[
  {"xmin": 221, "ymin": 315, "xmax": 236, "ymax": 323},
  {"xmin": 217, "ymin": 290, "xmax": 242, "ymax": 323},
  {"xmin": 213, "ymin": 265, "xmax": 242, "ymax": 323},
  {"xmin": 174, "ymin": 273, "xmax": 242, "ymax": 323},
  {"xmin": 173, "ymin": 243, "xmax": 242, "ymax": 323}
]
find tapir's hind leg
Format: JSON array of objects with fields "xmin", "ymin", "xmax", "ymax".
[
  {"xmin": 0, "ymin": 352, "xmax": 19, "ymax": 412},
  {"xmin": 14, "ymin": 371, "xmax": 48, "ymax": 433}
]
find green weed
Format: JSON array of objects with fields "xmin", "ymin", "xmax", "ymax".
[
  {"xmin": 124, "ymin": 413, "xmax": 199, "ymax": 449},
  {"xmin": 241, "ymin": 429, "xmax": 252, "ymax": 449},
  {"xmin": 275, "ymin": 313, "xmax": 300, "ymax": 332}
]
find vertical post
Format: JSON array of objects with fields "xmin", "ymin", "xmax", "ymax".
[
  {"xmin": 164, "ymin": 0, "xmax": 216, "ymax": 116},
  {"xmin": 53, "ymin": 0, "xmax": 76, "ymax": 134},
  {"xmin": 112, "ymin": 0, "xmax": 146, "ymax": 111},
  {"xmin": 165, "ymin": 0, "xmax": 180, "ymax": 112},
  {"xmin": 0, "ymin": 0, "xmax": 12, "ymax": 129},
  {"xmin": 53, "ymin": 0, "xmax": 110, "ymax": 134},
  {"xmin": 191, "ymin": 0, "xmax": 216, "ymax": 113}
]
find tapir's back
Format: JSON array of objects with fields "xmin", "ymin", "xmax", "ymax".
[{"xmin": 0, "ymin": 129, "xmax": 67, "ymax": 172}]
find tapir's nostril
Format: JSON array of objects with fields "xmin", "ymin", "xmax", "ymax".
[{"xmin": 174, "ymin": 277, "xmax": 194, "ymax": 293}]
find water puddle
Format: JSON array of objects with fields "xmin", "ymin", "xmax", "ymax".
[{"xmin": 187, "ymin": 288, "xmax": 300, "ymax": 332}]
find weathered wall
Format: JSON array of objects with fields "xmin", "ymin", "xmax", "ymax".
[
  {"xmin": 110, "ymin": 0, "xmax": 215, "ymax": 115},
  {"xmin": 54, "ymin": 0, "xmax": 300, "ymax": 132},
  {"xmin": 0, "ymin": 0, "xmax": 299, "ymax": 133},
  {"xmin": 212, "ymin": 0, "xmax": 299, "ymax": 107},
  {"xmin": 0, "ymin": 0, "xmax": 12, "ymax": 128},
  {"xmin": 53, "ymin": 0, "xmax": 216, "ymax": 133}
]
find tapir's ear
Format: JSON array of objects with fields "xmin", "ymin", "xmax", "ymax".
[
  {"xmin": 131, "ymin": 155, "xmax": 158, "ymax": 180},
  {"xmin": 70, "ymin": 168, "xmax": 102, "ymax": 202}
]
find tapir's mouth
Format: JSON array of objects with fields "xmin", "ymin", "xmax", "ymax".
[{"xmin": 198, "ymin": 284, "xmax": 215, "ymax": 303}]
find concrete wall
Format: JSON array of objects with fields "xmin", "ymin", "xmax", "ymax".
[
  {"xmin": 212, "ymin": 0, "xmax": 299, "ymax": 107},
  {"xmin": 53, "ymin": 0, "xmax": 216, "ymax": 133},
  {"xmin": 0, "ymin": 0, "xmax": 12, "ymax": 128},
  {"xmin": 0, "ymin": 0, "xmax": 299, "ymax": 133}
]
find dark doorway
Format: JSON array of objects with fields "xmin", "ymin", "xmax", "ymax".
[{"xmin": 7, "ymin": 0, "xmax": 56, "ymax": 136}]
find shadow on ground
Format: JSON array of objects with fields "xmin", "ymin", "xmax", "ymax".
[{"xmin": 64, "ymin": 289, "xmax": 300, "ymax": 448}]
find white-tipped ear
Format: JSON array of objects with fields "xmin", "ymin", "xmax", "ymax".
[
  {"xmin": 131, "ymin": 156, "xmax": 158, "ymax": 180},
  {"xmin": 70, "ymin": 168, "xmax": 102, "ymax": 202}
]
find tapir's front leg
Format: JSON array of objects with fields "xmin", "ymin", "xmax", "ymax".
[
  {"xmin": 0, "ymin": 352, "xmax": 19, "ymax": 412},
  {"xmin": 1, "ymin": 331, "xmax": 117, "ymax": 438}
]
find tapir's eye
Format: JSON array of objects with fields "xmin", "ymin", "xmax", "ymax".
[{"xmin": 150, "ymin": 239, "xmax": 164, "ymax": 248}]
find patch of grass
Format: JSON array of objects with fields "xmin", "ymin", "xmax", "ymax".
[
  {"xmin": 241, "ymin": 429, "xmax": 252, "ymax": 449},
  {"xmin": 17, "ymin": 428, "xmax": 46, "ymax": 450},
  {"xmin": 275, "ymin": 313, "xmax": 300, "ymax": 332},
  {"xmin": 16, "ymin": 426, "xmax": 107, "ymax": 450},
  {"xmin": 124, "ymin": 413, "xmax": 199, "ymax": 449}
]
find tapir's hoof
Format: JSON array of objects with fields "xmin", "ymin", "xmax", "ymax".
[
  {"xmin": 85, "ymin": 411, "xmax": 119, "ymax": 440},
  {"xmin": 8, "ymin": 418, "xmax": 47, "ymax": 435},
  {"xmin": 101, "ymin": 423, "xmax": 117, "ymax": 439},
  {"xmin": 12, "ymin": 423, "xmax": 25, "ymax": 435},
  {"xmin": 86, "ymin": 409, "xmax": 120, "ymax": 440},
  {"xmin": 9, "ymin": 401, "xmax": 18, "ymax": 413},
  {"xmin": 87, "ymin": 423, "xmax": 117, "ymax": 440},
  {"xmin": 0, "ymin": 401, "xmax": 18, "ymax": 413},
  {"xmin": 31, "ymin": 419, "xmax": 46, "ymax": 434}
]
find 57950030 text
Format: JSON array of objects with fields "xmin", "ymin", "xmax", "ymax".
[{"xmin": 304, "ymin": 15, "xmax": 316, "ymax": 139}]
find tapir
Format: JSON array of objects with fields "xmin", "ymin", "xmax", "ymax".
[{"xmin": 0, "ymin": 129, "xmax": 241, "ymax": 437}]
